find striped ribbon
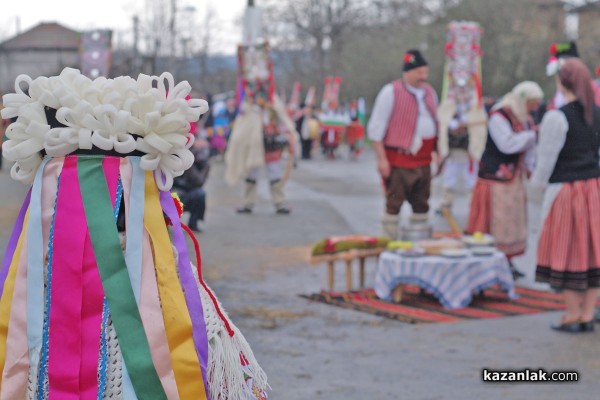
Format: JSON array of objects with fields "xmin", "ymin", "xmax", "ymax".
[
  {"xmin": 78, "ymin": 157, "xmax": 166, "ymax": 399},
  {"xmin": 143, "ymin": 171, "xmax": 207, "ymax": 399}
]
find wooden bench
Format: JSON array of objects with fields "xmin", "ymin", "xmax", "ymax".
[{"xmin": 309, "ymin": 247, "xmax": 387, "ymax": 291}]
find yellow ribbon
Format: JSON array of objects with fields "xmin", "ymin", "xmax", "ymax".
[
  {"xmin": 143, "ymin": 172, "xmax": 207, "ymax": 399},
  {"xmin": 0, "ymin": 210, "xmax": 29, "ymax": 391}
]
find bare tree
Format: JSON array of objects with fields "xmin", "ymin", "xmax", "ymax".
[{"xmin": 262, "ymin": 0, "xmax": 372, "ymax": 81}]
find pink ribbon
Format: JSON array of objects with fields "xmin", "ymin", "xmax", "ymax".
[{"xmin": 48, "ymin": 156, "xmax": 86, "ymax": 399}]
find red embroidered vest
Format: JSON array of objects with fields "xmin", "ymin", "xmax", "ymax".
[{"xmin": 383, "ymin": 80, "xmax": 438, "ymax": 149}]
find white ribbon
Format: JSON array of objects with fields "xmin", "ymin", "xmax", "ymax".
[{"xmin": 2, "ymin": 68, "xmax": 208, "ymax": 190}]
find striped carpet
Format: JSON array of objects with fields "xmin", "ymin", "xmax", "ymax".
[{"xmin": 300, "ymin": 286, "xmax": 600, "ymax": 324}]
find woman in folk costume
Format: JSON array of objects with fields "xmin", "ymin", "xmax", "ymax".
[
  {"xmin": 0, "ymin": 68, "xmax": 268, "ymax": 399},
  {"xmin": 530, "ymin": 59, "xmax": 600, "ymax": 333},
  {"xmin": 545, "ymin": 41, "xmax": 600, "ymax": 110},
  {"xmin": 466, "ymin": 81, "xmax": 543, "ymax": 277}
]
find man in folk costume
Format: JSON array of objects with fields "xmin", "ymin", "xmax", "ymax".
[
  {"xmin": 232, "ymin": 98, "xmax": 296, "ymax": 215},
  {"xmin": 368, "ymin": 49, "xmax": 439, "ymax": 240},
  {"xmin": 225, "ymin": 0, "xmax": 297, "ymax": 214},
  {"xmin": 0, "ymin": 68, "xmax": 268, "ymax": 399},
  {"xmin": 467, "ymin": 81, "xmax": 544, "ymax": 279},
  {"xmin": 436, "ymin": 21, "xmax": 487, "ymax": 213}
]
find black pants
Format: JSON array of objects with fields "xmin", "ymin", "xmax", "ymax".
[
  {"xmin": 179, "ymin": 187, "xmax": 206, "ymax": 228},
  {"xmin": 301, "ymin": 138, "xmax": 313, "ymax": 159}
]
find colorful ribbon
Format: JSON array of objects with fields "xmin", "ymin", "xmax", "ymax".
[
  {"xmin": 25, "ymin": 157, "xmax": 50, "ymax": 396},
  {"xmin": 47, "ymin": 156, "xmax": 87, "ymax": 399},
  {"xmin": 121, "ymin": 157, "xmax": 142, "ymax": 400},
  {"xmin": 0, "ymin": 189, "xmax": 31, "ymax": 299},
  {"xmin": 1, "ymin": 211, "xmax": 30, "ymax": 399},
  {"xmin": 0, "ymin": 209, "xmax": 30, "ymax": 393},
  {"xmin": 143, "ymin": 171, "xmax": 207, "ymax": 400},
  {"xmin": 159, "ymin": 190, "xmax": 210, "ymax": 398},
  {"xmin": 78, "ymin": 157, "xmax": 166, "ymax": 399}
]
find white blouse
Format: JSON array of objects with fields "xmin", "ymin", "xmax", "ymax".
[
  {"xmin": 529, "ymin": 110, "xmax": 569, "ymax": 188},
  {"xmin": 487, "ymin": 113, "xmax": 536, "ymax": 154}
]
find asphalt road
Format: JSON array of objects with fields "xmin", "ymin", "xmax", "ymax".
[{"xmin": 1, "ymin": 148, "xmax": 598, "ymax": 400}]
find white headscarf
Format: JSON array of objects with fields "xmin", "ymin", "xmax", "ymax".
[{"xmin": 492, "ymin": 81, "xmax": 544, "ymax": 123}]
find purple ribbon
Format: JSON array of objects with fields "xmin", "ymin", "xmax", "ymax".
[
  {"xmin": 0, "ymin": 189, "xmax": 31, "ymax": 299},
  {"xmin": 159, "ymin": 190, "xmax": 211, "ymax": 400}
]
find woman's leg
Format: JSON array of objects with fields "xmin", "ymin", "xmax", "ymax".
[
  {"xmin": 562, "ymin": 289, "xmax": 583, "ymax": 322},
  {"xmin": 581, "ymin": 288, "xmax": 599, "ymax": 322}
]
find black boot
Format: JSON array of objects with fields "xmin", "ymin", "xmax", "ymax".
[{"xmin": 508, "ymin": 260, "xmax": 525, "ymax": 280}]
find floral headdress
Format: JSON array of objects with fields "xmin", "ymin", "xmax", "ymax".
[
  {"xmin": 546, "ymin": 41, "xmax": 579, "ymax": 77},
  {"xmin": 1, "ymin": 68, "xmax": 208, "ymax": 190}
]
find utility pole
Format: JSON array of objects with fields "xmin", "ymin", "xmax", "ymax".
[
  {"xmin": 243, "ymin": 0, "xmax": 262, "ymax": 46},
  {"xmin": 169, "ymin": 0, "xmax": 178, "ymax": 73},
  {"xmin": 132, "ymin": 15, "xmax": 139, "ymax": 74}
]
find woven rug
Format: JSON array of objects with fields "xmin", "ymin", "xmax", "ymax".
[{"xmin": 300, "ymin": 286, "xmax": 600, "ymax": 324}]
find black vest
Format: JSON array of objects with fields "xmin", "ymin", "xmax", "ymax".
[
  {"xmin": 548, "ymin": 101, "xmax": 600, "ymax": 183},
  {"xmin": 478, "ymin": 109, "xmax": 522, "ymax": 182}
]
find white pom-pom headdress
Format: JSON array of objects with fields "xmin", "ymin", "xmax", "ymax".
[{"xmin": 1, "ymin": 68, "xmax": 209, "ymax": 190}]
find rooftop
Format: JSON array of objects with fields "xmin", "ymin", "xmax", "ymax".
[{"xmin": 0, "ymin": 22, "xmax": 80, "ymax": 51}]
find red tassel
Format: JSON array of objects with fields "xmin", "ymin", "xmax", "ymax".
[{"xmin": 181, "ymin": 223, "xmax": 235, "ymax": 337}]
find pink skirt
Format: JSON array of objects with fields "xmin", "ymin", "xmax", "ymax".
[
  {"xmin": 466, "ymin": 175, "xmax": 527, "ymax": 257},
  {"xmin": 536, "ymin": 178, "xmax": 600, "ymax": 290}
]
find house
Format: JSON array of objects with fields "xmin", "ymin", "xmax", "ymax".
[{"xmin": 0, "ymin": 22, "xmax": 80, "ymax": 93}]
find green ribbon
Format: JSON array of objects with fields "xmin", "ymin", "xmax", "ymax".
[{"xmin": 77, "ymin": 157, "xmax": 166, "ymax": 399}]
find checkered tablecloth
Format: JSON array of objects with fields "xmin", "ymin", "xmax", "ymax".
[{"xmin": 374, "ymin": 250, "xmax": 517, "ymax": 309}]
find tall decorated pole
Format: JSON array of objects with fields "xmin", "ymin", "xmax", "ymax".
[
  {"xmin": 237, "ymin": 0, "xmax": 275, "ymax": 106},
  {"xmin": 437, "ymin": 21, "xmax": 487, "ymax": 162},
  {"xmin": 227, "ymin": 0, "xmax": 298, "ymax": 188}
]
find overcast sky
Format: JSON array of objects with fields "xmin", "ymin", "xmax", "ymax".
[{"xmin": 1, "ymin": 0, "xmax": 248, "ymax": 54}]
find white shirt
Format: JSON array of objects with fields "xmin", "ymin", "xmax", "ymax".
[
  {"xmin": 553, "ymin": 90, "xmax": 567, "ymax": 109},
  {"xmin": 487, "ymin": 113, "xmax": 536, "ymax": 154},
  {"xmin": 529, "ymin": 110, "xmax": 568, "ymax": 188},
  {"xmin": 488, "ymin": 113, "xmax": 537, "ymax": 172},
  {"xmin": 367, "ymin": 82, "xmax": 437, "ymax": 154}
]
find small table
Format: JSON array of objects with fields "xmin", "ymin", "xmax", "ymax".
[
  {"xmin": 310, "ymin": 248, "xmax": 386, "ymax": 290},
  {"xmin": 374, "ymin": 250, "xmax": 517, "ymax": 309}
]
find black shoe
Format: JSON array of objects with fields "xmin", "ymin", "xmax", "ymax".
[
  {"xmin": 236, "ymin": 207, "xmax": 252, "ymax": 214},
  {"xmin": 580, "ymin": 320, "xmax": 595, "ymax": 332},
  {"xmin": 508, "ymin": 261, "xmax": 525, "ymax": 280},
  {"xmin": 551, "ymin": 320, "xmax": 593, "ymax": 333},
  {"xmin": 187, "ymin": 225, "xmax": 202, "ymax": 233},
  {"xmin": 276, "ymin": 207, "xmax": 291, "ymax": 215}
]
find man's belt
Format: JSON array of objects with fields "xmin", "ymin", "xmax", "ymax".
[{"xmin": 384, "ymin": 145, "xmax": 411, "ymax": 154}]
